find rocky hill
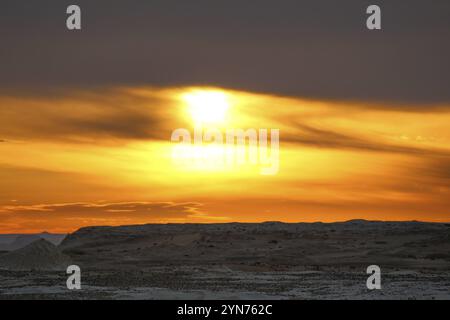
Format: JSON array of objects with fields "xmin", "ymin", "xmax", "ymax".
[
  {"xmin": 0, "ymin": 239, "xmax": 71, "ymax": 271},
  {"xmin": 59, "ymin": 221, "xmax": 450, "ymax": 271}
]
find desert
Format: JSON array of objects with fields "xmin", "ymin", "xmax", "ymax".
[{"xmin": 0, "ymin": 220, "xmax": 449, "ymax": 299}]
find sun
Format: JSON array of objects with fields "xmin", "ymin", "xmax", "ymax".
[{"xmin": 183, "ymin": 90, "xmax": 230, "ymax": 125}]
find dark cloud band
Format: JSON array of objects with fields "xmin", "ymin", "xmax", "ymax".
[{"xmin": 1, "ymin": 0, "xmax": 449, "ymax": 104}]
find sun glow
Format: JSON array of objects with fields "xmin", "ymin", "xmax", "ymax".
[{"xmin": 183, "ymin": 90, "xmax": 230, "ymax": 125}]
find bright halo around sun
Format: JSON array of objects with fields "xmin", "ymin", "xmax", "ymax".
[{"xmin": 183, "ymin": 90, "xmax": 230, "ymax": 125}]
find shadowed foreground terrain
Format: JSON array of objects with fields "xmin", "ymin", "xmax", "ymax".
[{"xmin": 0, "ymin": 221, "xmax": 449, "ymax": 299}]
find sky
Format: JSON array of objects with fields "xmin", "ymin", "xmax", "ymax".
[{"xmin": 0, "ymin": 1, "xmax": 449, "ymax": 232}]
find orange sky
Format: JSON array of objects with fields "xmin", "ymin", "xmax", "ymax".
[{"xmin": 0, "ymin": 86, "xmax": 449, "ymax": 233}]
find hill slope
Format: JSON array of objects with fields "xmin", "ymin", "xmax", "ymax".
[{"xmin": 0, "ymin": 239, "xmax": 71, "ymax": 271}]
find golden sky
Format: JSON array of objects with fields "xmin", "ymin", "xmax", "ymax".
[{"xmin": 0, "ymin": 86, "xmax": 449, "ymax": 233}]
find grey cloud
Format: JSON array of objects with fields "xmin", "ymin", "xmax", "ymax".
[
  {"xmin": 0, "ymin": 0, "xmax": 449, "ymax": 105},
  {"xmin": 58, "ymin": 111, "xmax": 167, "ymax": 141}
]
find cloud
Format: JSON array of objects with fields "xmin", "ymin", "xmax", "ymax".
[
  {"xmin": 405, "ymin": 158, "xmax": 450, "ymax": 184},
  {"xmin": 0, "ymin": 201, "xmax": 221, "ymax": 233},
  {"xmin": 283, "ymin": 123, "xmax": 450, "ymax": 157},
  {"xmin": 0, "ymin": 1, "xmax": 449, "ymax": 104},
  {"xmin": 1, "ymin": 201, "xmax": 202, "ymax": 217},
  {"xmin": 0, "ymin": 88, "xmax": 183, "ymax": 144},
  {"xmin": 1, "ymin": 85, "xmax": 449, "ymax": 160}
]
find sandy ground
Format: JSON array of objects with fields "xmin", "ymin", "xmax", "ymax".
[{"xmin": 1, "ymin": 267, "xmax": 449, "ymax": 299}]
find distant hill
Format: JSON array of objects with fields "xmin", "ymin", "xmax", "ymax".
[
  {"xmin": 0, "ymin": 233, "xmax": 66, "ymax": 251},
  {"xmin": 0, "ymin": 239, "xmax": 71, "ymax": 271}
]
